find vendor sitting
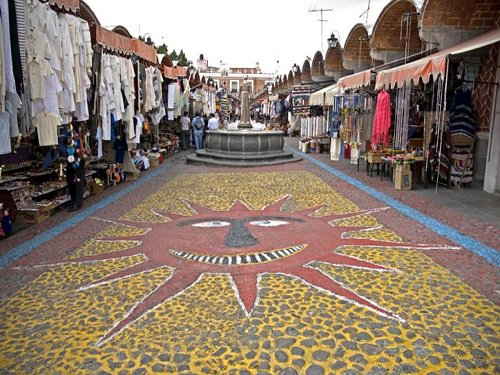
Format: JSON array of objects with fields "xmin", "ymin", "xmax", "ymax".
[{"xmin": 132, "ymin": 149, "xmax": 150, "ymax": 171}]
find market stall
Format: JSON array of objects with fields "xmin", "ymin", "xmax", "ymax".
[{"xmin": 375, "ymin": 28, "xmax": 500, "ymax": 191}]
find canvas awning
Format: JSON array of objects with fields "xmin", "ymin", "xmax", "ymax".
[
  {"xmin": 44, "ymin": 0, "xmax": 79, "ymax": 12},
  {"xmin": 310, "ymin": 84, "xmax": 335, "ymax": 106},
  {"xmin": 375, "ymin": 28, "xmax": 500, "ymax": 90},
  {"xmin": 163, "ymin": 66, "xmax": 187, "ymax": 79},
  {"xmin": 91, "ymin": 25, "xmax": 157, "ymax": 63},
  {"xmin": 337, "ymin": 69, "xmax": 373, "ymax": 90},
  {"xmin": 92, "ymin": 25, "xmax": 135, "ymax": 56},
  {"xmin": 131, "ymin": 39, "xmax": 157, "ymax": 64},
  {"xmin": 324, "ymin": 84, "xmax": 341, "ymax": 104}
]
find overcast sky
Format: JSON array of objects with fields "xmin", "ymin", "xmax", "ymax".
[{"xmin": 84, "ymin": 0, "xmax": 399, "ymax": 76}]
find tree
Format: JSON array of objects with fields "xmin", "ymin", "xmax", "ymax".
[
  {"xmin": 170, "ymin": 49, "xmax": 178, "ymax": 61},
  {"xmin": 156, "ymin": 43, "xmax": 168, "ymax": 54},
  {"xmin": 177, "ymin": 49, "xmax": 189, "ymax": 66}
]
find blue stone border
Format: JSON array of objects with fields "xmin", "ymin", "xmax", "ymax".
[
  {"xmin": 1, "ymin": 151, "xmax": 498, "ymax": 268},
  {"xmin": 0, "ymin": 163, "xmax": 168, "ymax": 269},
  {"xmin": 292, "ymin": 148, "xmax": 499, "ymax": 267}
]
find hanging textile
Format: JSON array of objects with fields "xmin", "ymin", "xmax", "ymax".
[
  {"xmin": 449, "ymin": 87, "xmax": 476, "ymax": 140},
  {"xmin": 371, "ymin": 89, "xmax": 391, "ymax": 149},
  {"xmin": 428, "ymin": 123, "xmax": 452, "ymax": 184}
]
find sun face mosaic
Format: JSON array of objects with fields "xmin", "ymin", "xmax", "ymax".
[{"xmin": 1, "ymin": 170, "xmax": 498, "ymax": 374}]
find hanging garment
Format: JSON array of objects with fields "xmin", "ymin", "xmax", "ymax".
[
  {"xmin": 449, "ymin": 88, "xmax": 476, "ymax": 140},
  {"xmin": 96, "ymin": 124, "xmax": 103, "ymax": 159},
  {"xmin": 0, "ymin": 111, "xmax": 11, "ymax": 154},
  {"xmin": 371, "ymin": 89, "xmax": 391, "ymax": 148},
  {"xmin": 428, "ymin": 123, "xmax": 452, "ymax": 183},
  {"xmin": 167, "ymin": 83, "xmax": 176, "ymax": 120},
  {"xmin": 34, "ymin": 111, "xmax": 61, "ymax": 146}
]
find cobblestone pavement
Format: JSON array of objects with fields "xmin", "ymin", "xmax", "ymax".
[{"xmin": 0, "ymin": 144, "xmax": 498, "ymax": 374}]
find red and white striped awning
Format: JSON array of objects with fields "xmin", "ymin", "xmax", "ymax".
[
  {"xmin": 337, "ymin": 69, "xmax": 373, "ymax": 90},
  {"xmin": 375, "ymin": 28, "xmax": 500, "ymax": 90}
]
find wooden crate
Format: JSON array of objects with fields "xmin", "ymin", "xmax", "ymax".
[
  {"xmin": 394, "ymin": 170, "xmax": 412, "ymax": 191},
  {"xmin": 148, "ymin": 153, "xmax": 160, "ymax": 167},
  {"xmin": 367, "ymin": 152, "xmax": 384, "ymax": 163},
  {"xmin": 16, "ymin": 206, "xmax": 50, "ymax": 224},
  {"xmin": 394, "ymin": 162, "xmax": 411, "ymax": 173}
]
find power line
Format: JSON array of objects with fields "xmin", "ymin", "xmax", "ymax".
[{"xmin": 309, "ymin": 7, "xmax": 333, "ymax": 54}]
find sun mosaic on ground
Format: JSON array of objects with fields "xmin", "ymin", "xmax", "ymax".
[{"xmin": 0, "ymin": 171, "xmax": 498, "ymax": 374}]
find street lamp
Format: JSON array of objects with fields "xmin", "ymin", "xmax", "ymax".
[
  {"xmin": 141, "ymin": 33, "xmax": 154, "ymax": 47},
  {"xmin": 327, "ymin": 33, "xmax": 339, "ymax": 48},
  {"xmin": 187, "ymin": 64, "xmax": 197, "ymax": 79}
]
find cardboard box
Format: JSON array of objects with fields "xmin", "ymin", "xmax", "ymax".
[
  {"xmin": 88, "ymin": 179, "xmax": 104, "ymax": 196},
  {"xmin": 16, "ymin": 206, "xmax": 50, "ymax": 224},
  {"xmin": 367, "ymin": 152, "xmax": 384, "ymax": 163},
  {"xmin": 394, "ymin": 171, "xmax": 412, "ymax": 191},
  {"xmin": 394, "ymin": 163, "xmax": 411, "ymax": 173},
  {"xmin": 126, "ymin": 170, "xmax": 140, "ymax": 181},
  {"xmin": 148, "ymin": 153, "xmax": 160, "ymax": 167}
]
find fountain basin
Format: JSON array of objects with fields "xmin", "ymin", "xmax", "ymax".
[{"xmin": 186, "ymin": 129, "xmax": 302, "ymax": 167}]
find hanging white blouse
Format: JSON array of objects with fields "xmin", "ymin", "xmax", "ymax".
[
  {"xmin": 27, "ymin": 57, "xmax": 53, "ymax": 100},
  {"xmin": 110, "ymin": 55, "xmax": 124, "ymax": 120},
  {"xmin": 57, "ymin": 14, "xmax": 76, "ymax": 116},
  {"xmin": 31, "ymin": 69, "xmax": 62, "ymax": 118},
  {"xmin": 65, "ymin": 14, "xmax": 82, "ymax": 103},
  {"xmin": 0, "ymin": 16, "xmax": 5, "ymax": 112},
  {"xmin": 26, "ymin": 28, "xmax": 51, "ymax": 61},
  {"xmin": 45, "ymin": 7, "xmax": 61, "ymax": 72},
  {"xmin": 0, "ymin": 0, "xmax": 16, "ymax": 93},
  {"xmin": 33, "ymin": 111, "xmax": 61, "ymax": 146},
  {"xmin": 79, "ymin": 19, "xmax": 92, "ymax": 74}
]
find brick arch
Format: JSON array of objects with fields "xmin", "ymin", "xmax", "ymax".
[
  {"xmin": 420, "ymin": 0, "xmax": 500, "ymax": 47},
  {"xmin": 371, "ymin": 0, "xmax": 422, "ymax": 63},
  {"xmin": 293, "ymin": 67, "xmax": 302, "ymax": 85},
  {"xmin": 421, "ymin": 0, "xmax": 499, "ymax": 30},
  {"xmin": 79, "ymin": 0, "xmax": 100, "ymax": 26},
  {"xmin": 282, "ymin": 74, "xmax": 288, "ymax": 89},
  {"xmin": 190, "ymin": 71, "xmax": 201, "ymax": 87},
  {"xmin": 311, "ymin": 51, "xmax": 326, "ymax": 80},
  {"xmin": 161, "ymin": 54, "xmax": 173, "ymax": 67},
  {"xmin": 112, "ymin": 26, "xmax": 133, "ymax": 38},
  {"xmin": 301, "ymin": 60, "xmax": 312, "ymax": 82},
  {"xmin": 325, "ymin": 43, "xmax": 343, "ymax": 76},
  {"xmin": 343, "ymin": 24, "xmax": 373, "ymax": 71}
]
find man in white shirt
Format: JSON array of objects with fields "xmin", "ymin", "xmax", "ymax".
[
  {"xmin": 207, "ymin": 113, "xmax": 219, "ymax": 131},
  {"xmin": 180, "ymin": 111, "xmax": 191, "ymax": 150}
]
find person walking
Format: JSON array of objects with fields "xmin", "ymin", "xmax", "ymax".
[
  {"xmin": 207, "ymin": 113, "xmax": 219, "ymax": 130},
  {"xmin": 191, "ymin": 112, "xmax": 205, "ymax": 150},
  {"xmin": 64, "ymin": 137, "xmax": 86, "ymax": 212},
  {"xmin": 180, "ymin": 112, "xmax": 191, "ymax": 150}
]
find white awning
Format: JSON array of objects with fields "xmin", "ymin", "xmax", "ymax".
[
  {"xmin": 375, "ymin": 28, "xmax": 500, "ymax": 90},
  {"xmin": 324, "ymin": 84, "xmax": 341, "ymax": 103},
  {"xmin": 309, "ymin": 85, "xmax": 331, "ymax": 106}
]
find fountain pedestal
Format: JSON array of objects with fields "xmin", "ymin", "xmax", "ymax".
[{"xmin": 186, "ymin": 83, "xmax": 302, "ymax": 167}]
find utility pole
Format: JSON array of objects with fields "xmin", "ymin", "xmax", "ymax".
[
  {"xmin": 359, "ymin": 0, "xmax": 371, "ymax": 26},
  {"xmin": 309, "ymin": 7, "xmax": 333, "ymax": 54}
]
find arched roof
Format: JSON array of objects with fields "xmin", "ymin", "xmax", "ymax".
[
  {"xmin": 161, "ymin": 54, "xmax": 173, "ymax": 67},
  {"xmin": 301, "ymin": 60, "xmax": 312, "ymax": 82},
  {"xmin": 112, "ymin": 26, "xmax": 132, "ymax": 38},
  {"xmin": 420, "ymin": 0, "xmax": 500, "ymax": 48},
  {"xmin": 311, "ymin": 51, "xmax": 326, "ymax": 81},
  {"xmin": 343, "ymin": 24, "xmax": 373, "ymax": 71},
  {"xmin": 79, "ymin": 0, "xmax": 100, "ymax": 26},
  {"xmin": 371, "ymin": 0, "xmax": 422, "ymax": 62},
  {"xmin": 293, "ymin": 68, "xmax": 302, "ymax": 85}
]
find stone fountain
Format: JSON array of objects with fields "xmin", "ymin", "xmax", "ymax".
[{"xmin": 186, "ymin": 82, "xmax": 302, "ymax": 167}]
